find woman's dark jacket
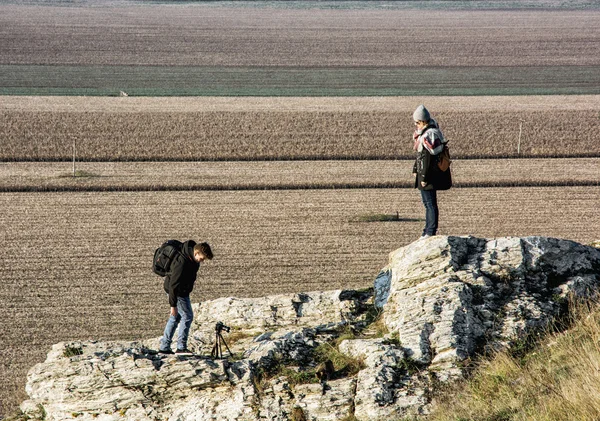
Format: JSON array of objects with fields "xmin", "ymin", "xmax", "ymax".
[
  {"xmin": 163, "ymin": 240, "xmax": 200, "ymax": 307},
  {"xmin": 413, "ymin": 125, "xmax": 452, "ymax": 191}
]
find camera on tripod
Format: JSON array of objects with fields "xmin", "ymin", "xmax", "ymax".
[
  {"xmin": 212, "ymin": 321, "xmax": 232, "ymax": 360},
  {"xmin": 215, "ymin": 321, "xmax": 231, "ymax": 333}
]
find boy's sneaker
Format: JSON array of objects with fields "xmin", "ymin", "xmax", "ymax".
[
  {"xmin": 159, "ymin": 349, "xmax": 174, "ymax": 355},
  {"xmin": 176, "ymin": 348, "xmax": 193, "ymax": 355}
]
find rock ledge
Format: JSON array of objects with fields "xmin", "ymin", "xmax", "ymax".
[{"xmin": 21, "ymin": 236, "xmax": 600, "ymax": 420}]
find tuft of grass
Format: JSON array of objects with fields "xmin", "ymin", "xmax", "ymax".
[
  {"xmin": 252, "ymin": 365, "xmax": 320, "ymax": 393},
  {"xmin": 362, "ymin": 306, "xmax": 389, "ymax": 338},
  {"xmin": 354, "ymin": 212, "xmax": 400, "ymax": 223},
  {"xmin": 223, "ymin": 329, "xmax": 257, "ymax": 347},
  {"xmin": 313, "ymin": 342, "xmax": 366, "ymax": 379},
  {"xmin": 396, "ymin": 357, "xmax": 424, "ymax": 377},
  {"xmin": 58, "ymin": 170, "xmax": 100, "ymax": 178},
  {"xmin": 333, "ymin": 325, "xmax": 358, "ymax": 347},
  {"xmin": 278, "ymin": 367, "xmax": 320, "ymax": 387},
  {"xmin": 63, "ymin": 345, "xmax": 84, "ymax": 358},
  {"xmin": 253, "ymin": 335, "xmax": 367, "ymax": 392},
  {"xmin": 3, "ymin": 409, "xmax": 34, "ymax": 421},
  {"xmin": 354, "ymin": 212, "xmax": 425, "ymax": 223},
  {"xmin": 290, "ymin": 407, "xmax": 307, "ymax": 421},
  {"xmin": 428, "ymin": 301, "xmax": 600, "ymax": 421}
]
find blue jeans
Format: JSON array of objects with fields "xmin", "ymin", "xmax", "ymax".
[
  {"xmin": 160, "ymin": 296, "xmax": 193, "ymax": 351},
  {"xmin": 420, "ymin": 189, "xmax": 438, "ymax": 236}
]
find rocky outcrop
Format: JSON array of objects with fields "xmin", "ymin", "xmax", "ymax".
[
  {"xmin": 20, "ymin": 236, "xmax": 600, "ymax": 421},
  {"xmin": 377, "ymin": 236, "xmax": 600, "ymax": 378}
]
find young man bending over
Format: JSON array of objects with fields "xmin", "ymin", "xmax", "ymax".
[{"xmin": 159, "ymin": 241, "xmax": 213, "ymax": 355}]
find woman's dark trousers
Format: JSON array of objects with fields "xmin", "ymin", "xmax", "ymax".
[{"xmin": 420, "ymin": 189, "xmax": 438, "ymax": 236}]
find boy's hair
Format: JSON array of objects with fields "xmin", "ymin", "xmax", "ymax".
[{"xmin": 194, "ymin": 242, "xmax": 214, "ymax": 260}]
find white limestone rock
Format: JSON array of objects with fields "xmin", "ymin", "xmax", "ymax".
[
  {"xmin": 187, "ymin": 289, "xmax": 373, "ymax": 357},
  {"xmin": 20, "ymin": 236, "xmax": 600, "ymax": 421},
  {"xmin": 338, "ymin": 338, "xmax": 428, "ymax": 419},
  {"xmin": 21, "ymin": 340, "xmax": 254, "ymax": 421},
  {"xmin": 379, "ymin": 236, "xmax": 600, "ymax": 368}
]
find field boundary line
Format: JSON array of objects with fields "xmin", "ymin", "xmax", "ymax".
[
  {"xmin": 2, "ymin": 154, "xmax": 600, "ymax": 163},
  {"xmin": 2, "ymin": 180, "xmax": 599, "ymax": 193}
]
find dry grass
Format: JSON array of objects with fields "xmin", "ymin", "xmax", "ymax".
[
  {"xmin": 0, "ymin": 158, "xmax": 599, "ymax": 191},
  {"xmin": 429, "ymin": 302, "xmax": 600, "ymax": 421},
  {"xmin": 1, "ymin": 96, "xmax": 599, "ymax": 160},
  {"xmin": 1, "ymin": 186, "xmax": 600, "ymax": 415}
]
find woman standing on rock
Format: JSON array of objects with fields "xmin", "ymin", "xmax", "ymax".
[{"xmin": 412, "ymin": 105, "xmax": 452, "ymax": 238}]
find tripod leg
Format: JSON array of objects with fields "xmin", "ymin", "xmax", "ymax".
[
  {"xmin": 211, "ymin": 332, "xmax": 220, "ymax": 359},
  {"xmin": 221, "ymin": 334, "xmax": 233, "ymax": 357},
  {"xmin": 214, "ymin": 333, "xmax": 232, "ymax": 359}
]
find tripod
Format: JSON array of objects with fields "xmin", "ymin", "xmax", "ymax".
[{"xmin": 211, "ymin": 324, "xmax": 232, "ymax": 359}]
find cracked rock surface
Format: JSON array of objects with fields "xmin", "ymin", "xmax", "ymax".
[
  {"xmin": 21, "ymin": 236, "xmax": 600, "ymax": 420},
  {"xmin": 379, "ymin": 236, "xmax": 600, "ymax": 375}
]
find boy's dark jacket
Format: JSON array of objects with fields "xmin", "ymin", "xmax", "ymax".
[{"xmin": 163, "ymin": 240, "xmax": 200, "ymax": 307}]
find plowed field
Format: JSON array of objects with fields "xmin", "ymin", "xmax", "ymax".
[
  {"xmin": 2, "ymin": 186, "xmax": 600, "ymax": 415},
  {"xmin": 2, "ymin": 96, "xmax": 599, "ymax": 161},
  {"xmin": 1, "ymin": 3, "xmax": 599, "ymax": 95},
  {"xmin": 1, "ymin": 158, "xmax": 599, "ymax": 191}
]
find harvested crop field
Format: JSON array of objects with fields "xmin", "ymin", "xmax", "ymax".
[
  {"xmin": 1, "ymin": 94, "xmax": 600, "ymax": 415},
  {"xmin": 2, "ymin": 96, "xmax": 600, "ymax": 161},
  {"xmin": 1, "ymin": 158, "xmax": 599, "ymax": 192},
  {"xmin": 2, "ymin": 186, "xmax": 600, "ymax": 415},
  {"xmin": 1, "ymin": 3, "xmax": 600, "ymax": 95}
]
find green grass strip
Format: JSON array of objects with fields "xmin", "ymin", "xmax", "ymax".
[{"xmin": 1, "ymin": 65, "xmax": 599, "ymax": 96}]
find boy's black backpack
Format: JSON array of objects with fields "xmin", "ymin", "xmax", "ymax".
[{"xmin": 153, "ymin": 240, "xmax": 183, "ymax": 276}]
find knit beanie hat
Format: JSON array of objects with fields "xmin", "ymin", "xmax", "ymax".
[{"xmin": 413, "ymin": 105, "xmax": 431, "ymax": 122}]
